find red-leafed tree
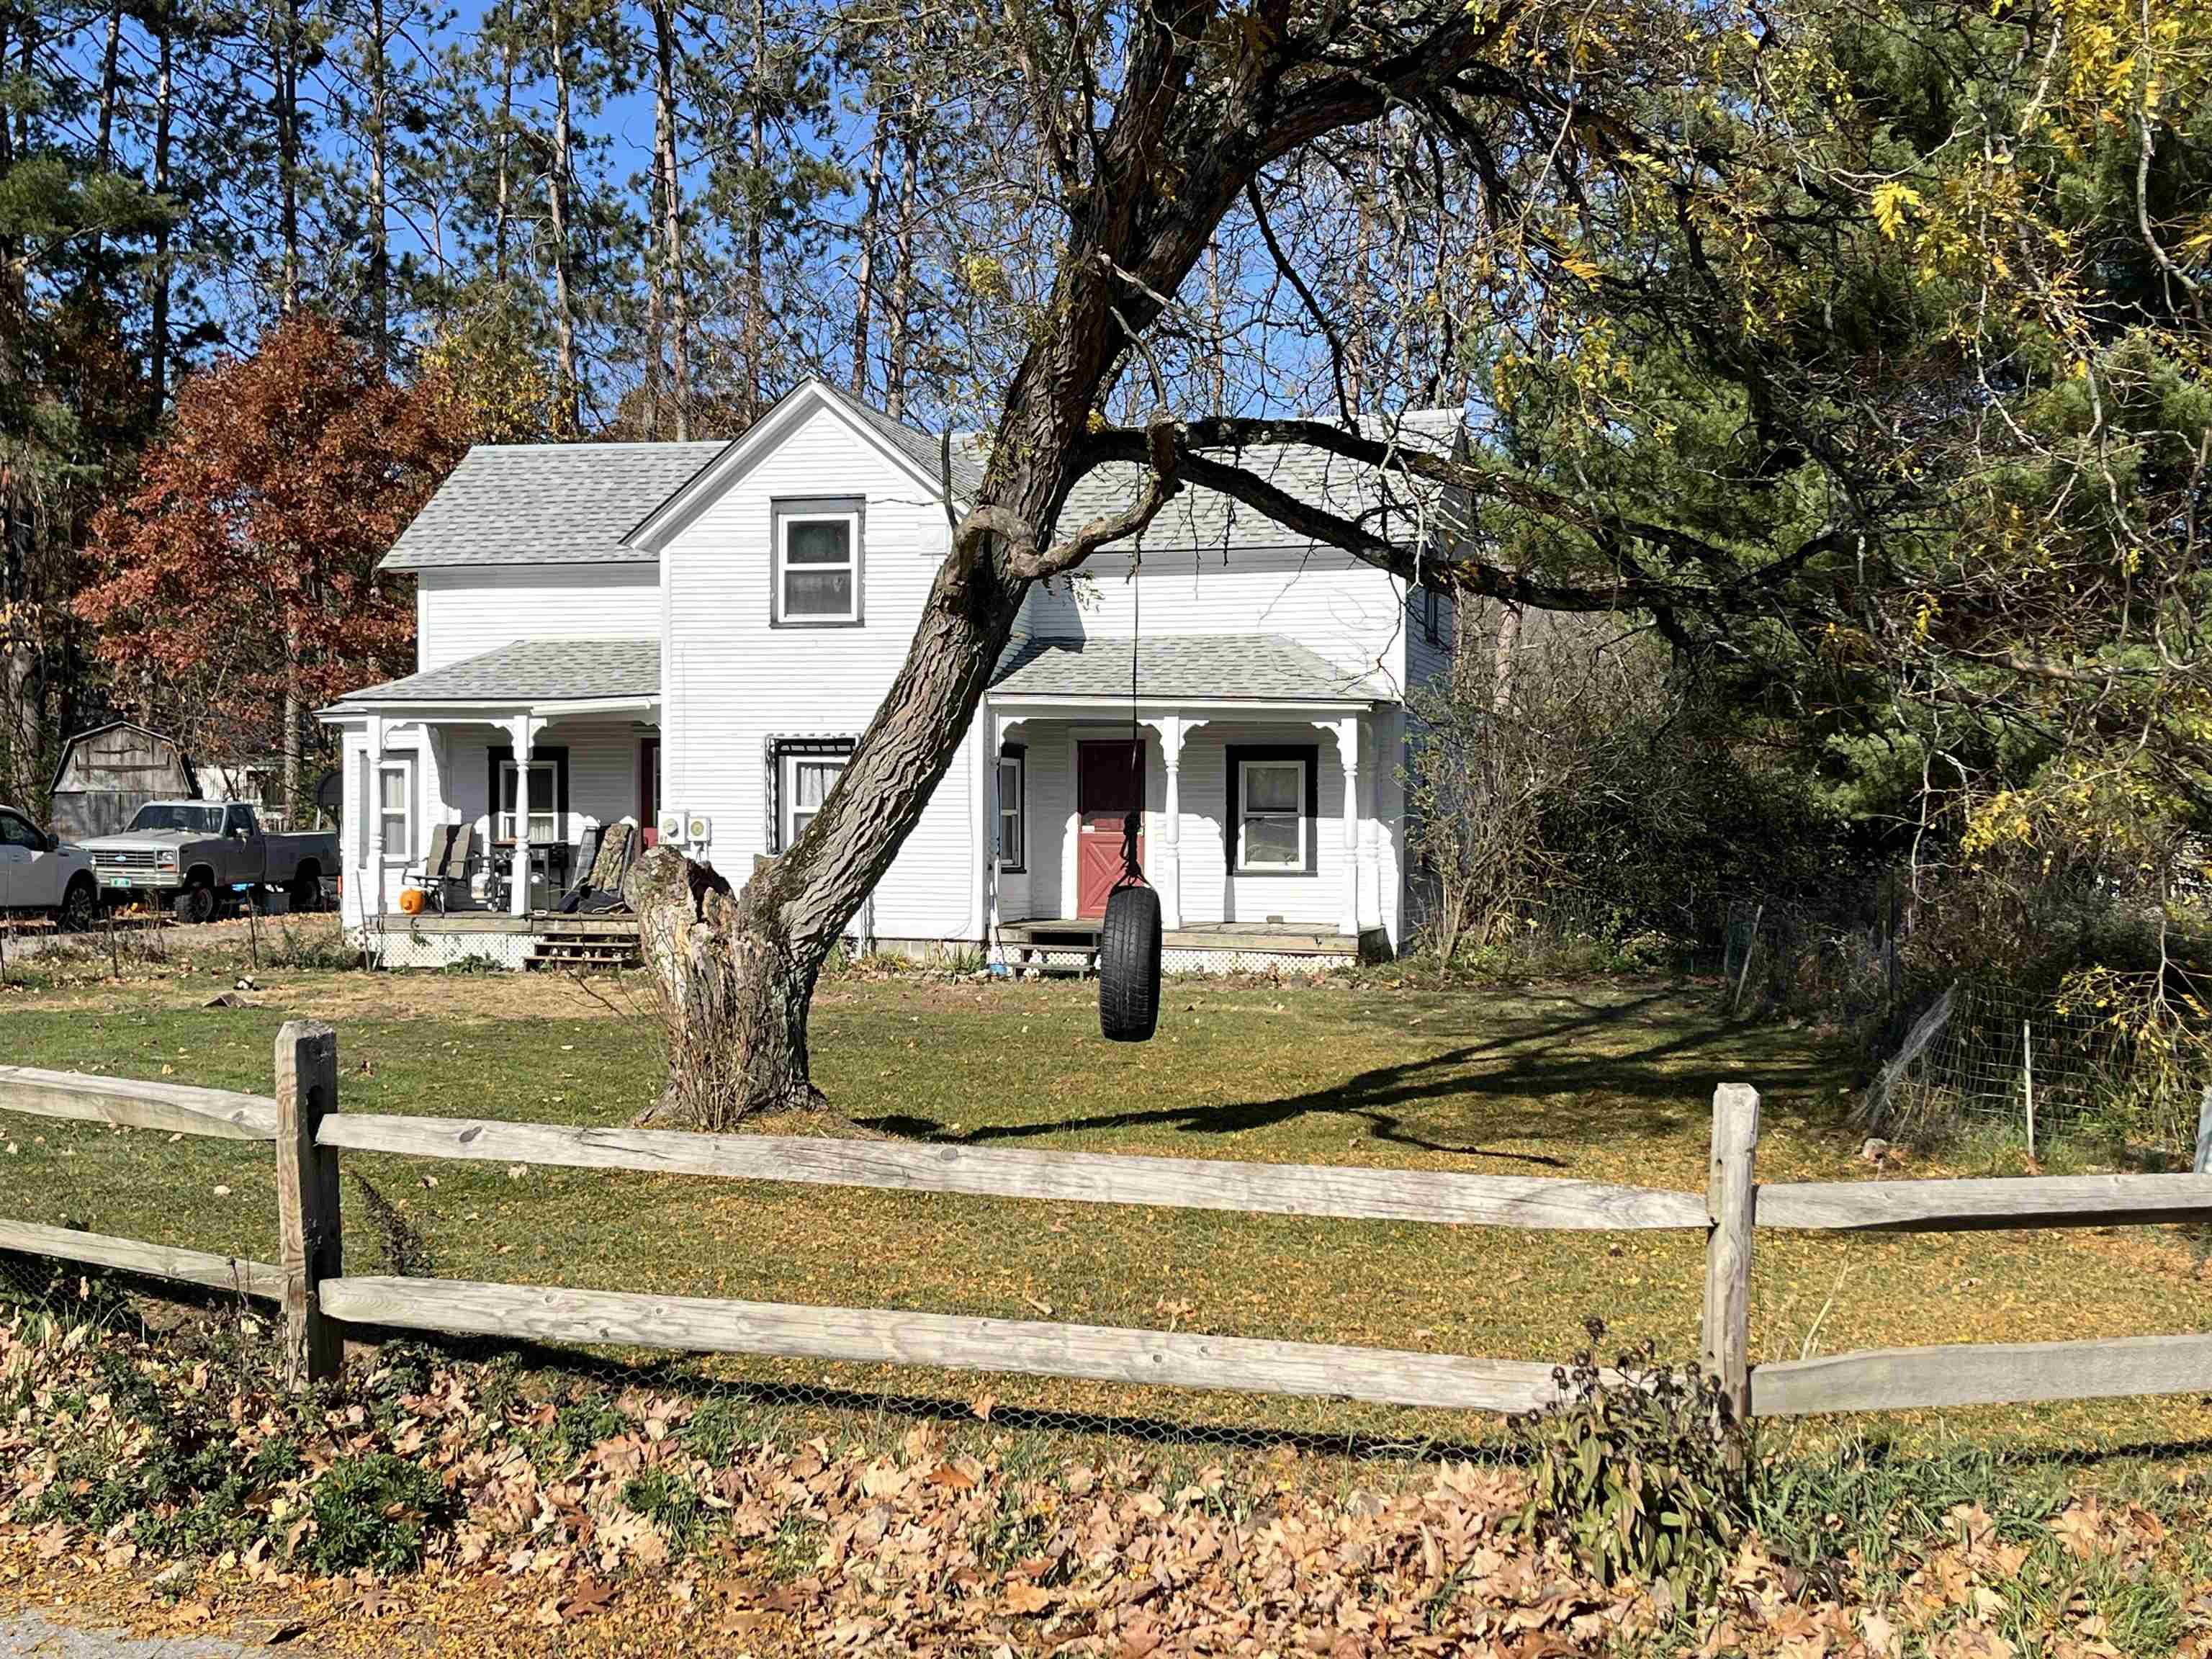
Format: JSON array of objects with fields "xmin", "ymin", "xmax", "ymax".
[{"xmin": 76, "ymin": 315, "xmax": 467, "ymax": 815}]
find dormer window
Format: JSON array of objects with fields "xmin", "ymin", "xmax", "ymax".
[{"xmin": 773, "ymin": 498, "xmax": 863, "ymax": 624}]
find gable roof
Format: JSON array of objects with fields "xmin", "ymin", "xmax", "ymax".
[
  {"xmin": 381, "ymin": 441, "xmax": 727, "ymax": 571},
  {"xmin": 332, "ymin": 639, "xmax": 661, "ymax": 705},
  {"xmin": 380, "ymin": 394, "xmax": 1463, "ymax": 575},
  {"xmin": 621, "ymin": 379, "xmax": 979, "ymax": 554},
  {"xmin": 990, "ymin": 634, "xmax": 1385, "ymax": 703}
]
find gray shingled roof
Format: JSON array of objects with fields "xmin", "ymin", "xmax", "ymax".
[
  {"xmin": 382, "ymin": 442, "xmax": 727, "ymax": 571},
  {"xmin": 990, "ymin": 634, "xmax": 1383, "ymax": 703},
  {"xmin": 337, "ymin": 639, "xmax": 661, "ymax": 704},
  {"xmin": 1049, "ymin": 409, "xmax": 1463, "ymax": 552},
  {"xmin": 382, "ymin": 395, "xmax": 1460, "ymax": 574}
]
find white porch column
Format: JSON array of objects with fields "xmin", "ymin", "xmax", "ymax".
[
  {"xmin": 986, "ymin": 706, "xmax": 1003, "ymax": 940},
  {"xmin": 506, "ymin": 713, "xmax": 541, "ymax": 917},
  {"xmin": 968, "ymin": 706, "xmax": 992, "ymax": 943},
  {"xmin": 1146, "ymin": 714, "xmax": 1184, "ymax": 928},
  {"xmin": 363, "ymin": 715, "xmax": 386, "ymax": 921},
  {"xmin": 1336, "ymin": 714, "xmax": 1362, "ymax": 938},
  {"xmin": 1358, "ymin": 736, "xmax": 1381, "ymax": 941}
]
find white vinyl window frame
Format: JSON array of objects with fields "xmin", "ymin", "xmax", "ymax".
[
  {"xmin": 773, "ymin": 507, "xmax": 863, "ymax": 625},
  {"xmin": 375, "ymin": 755, "xmax": 415, "ymax": 865},
  {"xmin": 1235, "ymin": 757, "xmax": 1308, "ymax": 873},
  {"xmin": 781, "ymin": 753, "xmax": 847, "ymax": 849},
  {"xmin": 995, "ymin": 750, "xmax": 1025, "ymax": 872},
  {"xmin": 497, "ymin": 759, "xmax": 559, "ymax": 845}
]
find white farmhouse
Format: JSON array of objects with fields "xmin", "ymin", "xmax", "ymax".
[{"xmin": 320, "ymin": 380, "xmax": 1457, "ymax": 971}]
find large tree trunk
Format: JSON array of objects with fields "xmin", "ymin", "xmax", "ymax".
[
  {"xmin": 637, "ymin": 0, "xmax": 1511, "ymax": 1123},
  {"xmin": 884, "ymin": 106, "xmax": 918, "ymax": 420},
  {"xmin": 364, "ymin": 0, "xmax": 390, "ymax": 364},
  {"xmin": 651, "ymin": 0, "xmax": 689, "ymax": 439},
  {"xmin": 548, "ymin": 35, "xmax": 580, "ymax": 433},
  {"xmin": 850, "ymin": 105, "xmax": 889, "ymax": 400},
  {"xmin": 149, "ymin": 4, "xmax": 172, "ymax": 418}
]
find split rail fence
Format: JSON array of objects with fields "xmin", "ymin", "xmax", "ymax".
[{"xmin": 4, "ymin": 1023, "xmax": 2212, "ymax": 1424}]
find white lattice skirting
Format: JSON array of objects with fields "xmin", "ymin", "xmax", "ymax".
[{"xmin": 352, "ymin": 926, "xmax": 536, "ymax": 971}]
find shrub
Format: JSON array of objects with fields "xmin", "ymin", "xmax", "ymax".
[
  {"xmin": 305, "ymin": 1452, "xmax": 454, "ymax": 1575},
  {"xmin": 1506, "ymin": 1319, "xmax": 1745, "ymax": 1601}
]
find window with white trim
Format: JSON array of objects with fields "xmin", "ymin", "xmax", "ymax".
[
  {"xmin": 775, "ymin": 508, "xmax": 861, "ymax": 623},
  {"xmin": 783, "ymin": 755, "xmax": 845, "ymax": 847},
  {"xmin": 1236, "ymin": 757, "xmax": 1307, "ymax": 871},
  {"xmin": 996, "ymin": 749, "xmax": 1025, "ymax": 871},
  {"xmin": 376, "ymin": 756, "xmax": 415, "ymax": 861},
  {"xmin": 498, "ymin": 760, "xmax": 558, "ymax": 843}
]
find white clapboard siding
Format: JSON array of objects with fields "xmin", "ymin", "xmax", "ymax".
[
  {"xmin": 319, "ymin": 1274, "xmax": 1570, "ymax": 1412},
  {"xmin": 661, "ymin": 397, "xmax": 976, "ymax": 939},
  {"xmin": 415, "ymin": 565, "xmax": 662, "ymax": 673}
]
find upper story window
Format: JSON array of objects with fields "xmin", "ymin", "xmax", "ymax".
[{"xmin": 773, "ymin": 498, "xmax": 863, "ymax": 625}]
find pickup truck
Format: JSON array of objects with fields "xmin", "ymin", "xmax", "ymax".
[
  {"xmin": 0, "ymin": 804, "xmax": 99, "ymax": 930},
  {"xmin": 80, "ymin": 801, "xmax": 340, "ymax": 923}
]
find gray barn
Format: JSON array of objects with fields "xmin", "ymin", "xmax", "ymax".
[{"xmin": 49, "ymin": 721, "xmax": 200, "ymax": 840}]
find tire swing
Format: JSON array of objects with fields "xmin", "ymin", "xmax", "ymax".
[{"xmin": 1098, "ymin": 591, "xmax": 1162, "ymax": 1043}]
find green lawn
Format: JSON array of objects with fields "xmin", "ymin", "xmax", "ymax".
[{"xmin": 2, "ymin": 956, "xmax": 2208, "ymax": 1460}]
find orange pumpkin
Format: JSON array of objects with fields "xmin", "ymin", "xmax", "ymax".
[{"xmin": 398, "ymin": 886, "xmax": 427, "ymax": 916}]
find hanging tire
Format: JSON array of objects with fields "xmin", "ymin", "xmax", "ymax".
[{"xmin": 1098, "ymin": 881, "xmax": 1162, "ymax": 1043}]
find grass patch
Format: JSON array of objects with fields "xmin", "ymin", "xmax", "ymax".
[{"xmin": 0, "ymin": 968, "xmax": 2206, "ymax": 1462}]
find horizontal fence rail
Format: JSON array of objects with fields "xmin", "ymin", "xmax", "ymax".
[
  {"xmin": 320, "ymin": 1276, "xmax": 1575, "ymax": 1413},
  {"xmin": 1752, "ymin": 1333, "xmax": 2212, "ymax": 1416},
  {"xmin": 4, "ymin": 1038, "xmax": 2211, "ymax": 1424},
  {"xmin": 0, "ymin": 1218, "xmax": 280, "ymax": 1300},
  {"xmin": 317, "ymin": 1112, "xmax": 1710, "ymax": 1231},
  {"xmin": 0, "ymin": 1066, "xmax": 276, "ymax": 1141},
  {"xmin": 1758, "ymin": 1174, "xmax": 2212, "ymax": 1231}
]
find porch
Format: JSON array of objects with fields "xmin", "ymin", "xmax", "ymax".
[
  {"xmin": 995, "ymin": 917, "xmax": 1388, "ymax": 976},
  {"xmin": 323, "ymin": 639, "xmax": 662, "ymax": 928},
  {"xmin": 981, "ymin": 634, "xmax": 1405, "ymax": 963},
  {"xmin": 356, "ymin": 909, "xmax": 640, "ymax": 972}
]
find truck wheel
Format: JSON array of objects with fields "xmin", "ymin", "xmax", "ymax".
[
  {"xmin": 289, "ymin": 865, "xmax": 322, "ymax": 912},
  {"xmin": 58, "ymin": 877, "xmax": 97, "ymax": 933},
  {"xmin": 173, "ymin": 882, "xmax": 217, "ymax": 925}
]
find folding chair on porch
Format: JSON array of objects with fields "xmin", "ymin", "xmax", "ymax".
[{"xmin": 403, "ymin": 823, "xmax": 477, "ymax": 914}]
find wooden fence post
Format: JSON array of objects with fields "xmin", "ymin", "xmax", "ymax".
[
  {"xmin": 275, "ymin": 1021, "xmax": 342, "ymax": 1387},
  {"xmin": 1702, "ymin": 1082, "xmax": 1761, "ymax": 1429}
]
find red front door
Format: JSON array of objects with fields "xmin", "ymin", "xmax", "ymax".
[{"xmin": 1076, "ymin": 739, "xmax": 1144, "ymax": 917}]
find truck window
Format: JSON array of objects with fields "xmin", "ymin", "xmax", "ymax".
[
  {"xmin": 129, "ymin": 804, "xmax": 224, "ymax": 834},
  {"xmin": 225, "ymin": 805, "xmax": 256, "ymax": 837}
]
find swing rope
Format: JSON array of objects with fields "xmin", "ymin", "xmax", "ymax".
[{"xmin": 1118, "ymin": 572, "xmax": 1146, "ymax": 889}]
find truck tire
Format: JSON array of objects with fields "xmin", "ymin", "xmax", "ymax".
[
  {"xmin": 58, "ymin": 876, "xmax": 97, "ymax": 933},
  {"xmin": 173, "ymin": 881, "xmax": 217, "ymax": 925},
  {"xmin": 289, "ymin": 864, "xmax": 322, "ymax": 912},
  {"xmin": 1097, "ymin": 882, "xmax": 1162, "ymax": 1043}
]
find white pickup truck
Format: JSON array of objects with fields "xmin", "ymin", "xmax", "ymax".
[
  {"xmin": 80, "ymin": 801, "xmax": 339, "ymax": 922},
  {"xmin": 0, "ymin": 804, "xmax": 99, "ymax": 930}
]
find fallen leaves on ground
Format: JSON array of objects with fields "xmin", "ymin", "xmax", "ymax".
[{"xmin": 0, "ymin": 1316, "xmax": 2203, "ymax": 1658}]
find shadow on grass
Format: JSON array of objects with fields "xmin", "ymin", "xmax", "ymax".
[{"xmin": 862, "ymin": 987, "xmax": 1849, "ymax": 1161}]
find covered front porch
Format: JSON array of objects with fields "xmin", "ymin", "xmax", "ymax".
[
  {"xmin": 323, "ymin": 639, "xmax": 662, "ymax": 930},
  {"xmin": 980, "ymin": 635, "xmax": 1403, "ymax": 970}
]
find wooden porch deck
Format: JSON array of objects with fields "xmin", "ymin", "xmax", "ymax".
[
  {"xmin": 366, "ymin": 909, "xmax": 639, "ymax": 970},
  {"xmin": 996, "ymin": 917, "xmax": 1383, "ymax": 960}
]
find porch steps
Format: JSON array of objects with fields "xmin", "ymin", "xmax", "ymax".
[{"xmin": 522, "ymin": 921, "xmax": 642, "ymax": 973}]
